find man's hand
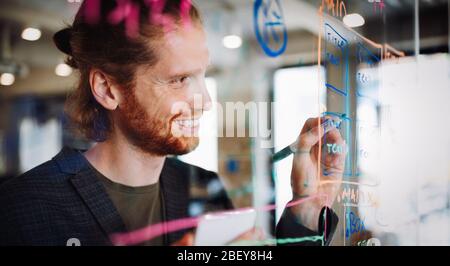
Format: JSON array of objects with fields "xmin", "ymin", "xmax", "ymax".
[
  {"xmin": 172, "ymin": 232, "xmax": 195, "ymax": 246},
  {"xmin": 289, "ymin": 117, "xmax": 346, "ymax": 231},
  {"xmin": 172, "ymin": 228, "xmax": 265, "ymax": 246}
]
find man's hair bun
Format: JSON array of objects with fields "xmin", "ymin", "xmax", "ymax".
[{"xmin": 53, "ymin": 28, "xmax": 73, "ymax": 56}]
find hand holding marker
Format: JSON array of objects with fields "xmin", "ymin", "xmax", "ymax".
[{"xmin": 272, "ymin": 117, "xmax": 342, "ymax": 163}]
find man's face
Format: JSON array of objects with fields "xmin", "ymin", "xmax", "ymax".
[{"xmin": 116, "ymin": 24, "xmax": 211, "ymax": 156}]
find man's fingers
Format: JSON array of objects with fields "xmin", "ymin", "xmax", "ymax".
[
  {"xmin": 229, "ymin": 227, "xmax": 265, "ymax": 245},
  {"xmin": 297, "ymin": 116, "xmax": 341, "ymax": 152},
  {"xmin": 172, "ymin": 232, "xmax": 195, "ymax": 246},
  {"xmin": 324, "ymin": 127, "xmax": 344, "ymax": 143},
  {"xmin": 236, "ymin": 227, "xmax": 265, "ymax": 241},
  {"xmin": 300, "ymin": 117, "xmax": 327, "ymax": 134},
  {"xmin": 297, "ymin": 121, "xmax": 326, "ymax": 152},
  {"xmin": 322, "ymin": 134, "xmax": 347, "ymax": 175}
]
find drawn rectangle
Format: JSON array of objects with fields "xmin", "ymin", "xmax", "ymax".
[{"xmin": 324, "ymin": 23, "xmax": 349, "ymax": 96}]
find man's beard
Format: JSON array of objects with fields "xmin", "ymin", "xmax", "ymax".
[{"xmin": 116, "ymin": 90, "xmax": 199, "ymax": 156}]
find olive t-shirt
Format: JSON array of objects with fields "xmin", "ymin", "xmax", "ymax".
[{"xmin": 93, "ymin": 168, "xmax": 165, "ymax": 246}]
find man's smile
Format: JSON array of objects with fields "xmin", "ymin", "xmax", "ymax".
[{"xmin": 173, "ymin": 117, "xmax": 201, "ymax": 135}]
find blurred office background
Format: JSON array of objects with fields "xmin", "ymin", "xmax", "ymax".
[{"xmin": 0, "ymin": 0, "xmax": 449, "ymax": 245}]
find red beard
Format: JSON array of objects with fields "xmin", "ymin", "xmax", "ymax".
[{"xmin": 116, "ymin": 89, "xmax": 199, "ymax": 156}]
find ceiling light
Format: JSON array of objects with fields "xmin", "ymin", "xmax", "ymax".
[
  {"xmin": 343, "ymin": 13, "xmax": 365, "ymax": 28},
  {"xmin": 21, "ymin": 27, "xmax": 42, "ymax": 41},
  {"xmin": 0, "ymin": 73, "xmax": 15, "ymax": 86},
  {"xmin": 222, "ymin": 35, "xmax": 242, "ymax": 49},
  {"xmin": 55, "ymin": 63, "xmax": 73, "ymax": 77}
]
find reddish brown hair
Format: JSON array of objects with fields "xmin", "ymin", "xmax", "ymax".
[{"xmin": 53, "ymin": 0, "xmax": 201, "ymax": 142}]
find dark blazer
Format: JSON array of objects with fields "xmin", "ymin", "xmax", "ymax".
[{"xmin": 0, "ymin": 147, "xmax": 338, "ymax": 246}]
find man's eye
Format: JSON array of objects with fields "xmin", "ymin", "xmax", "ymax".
[{"xmin": 170, "ymin": 76, "xmax": 189, "ymax": 85}]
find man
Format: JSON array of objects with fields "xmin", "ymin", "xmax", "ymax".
[{"xmin": 0, "ymin": 0, "xmax": 345, "ymax": 246}]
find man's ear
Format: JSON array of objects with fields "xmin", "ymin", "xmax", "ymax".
[{"xmin": 89, "ymin": 69, "xmax": 121, "ymax": 110}]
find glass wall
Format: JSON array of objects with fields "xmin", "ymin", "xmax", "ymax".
[{"xmin": 0, "ymin": 0, "xmax": 449, "ymax": 246}]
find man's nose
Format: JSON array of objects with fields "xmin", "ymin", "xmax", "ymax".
[
  {"xmin": 202, "ymin": 89, "xmax": 212, "ymax": 112},
  {"xmin": 191, "ymin": 79, "xmax": 212, "ymax": 112}
]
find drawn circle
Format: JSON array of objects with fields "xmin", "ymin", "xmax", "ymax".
[{"xmin": 253, "ymin": 0, "xmax": 288, "ymax": 57}]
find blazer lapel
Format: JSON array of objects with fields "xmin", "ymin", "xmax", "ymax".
[
  {"xmin": 53, "ymin": 148, "xmax": 126, "ymax": 244},
  {"xmin": 70, "ymin": 168, "xmax": 126, "ymax": 242},
  {"xmin": 159, "ymin": 159, "xmax": 190, "ymax": 245}
]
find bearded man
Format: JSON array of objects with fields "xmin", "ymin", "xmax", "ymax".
[{"xmin": 0, "ymin": 0, "xmax": 345, "ymax": 246}]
